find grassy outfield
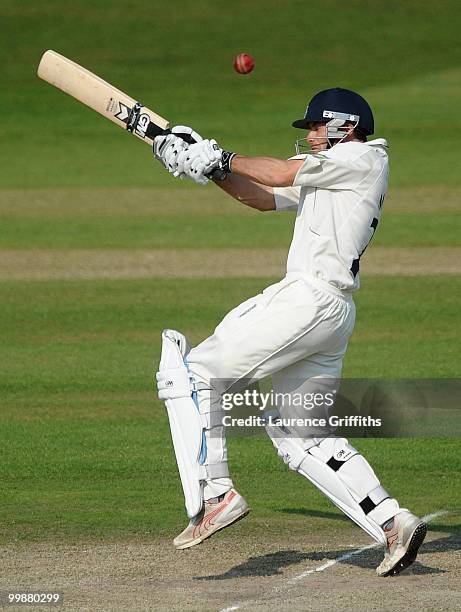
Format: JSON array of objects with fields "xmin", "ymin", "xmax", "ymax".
[
  {"xmin": 0, "ymin": 184, "xmax": 460, "ymax": 254},
  {"xmin": 0, "ymin": 188, "xmax": 459, "ymax": 250},
  {"xmin": 0, "ymin": 0, "xmax": 460, "ymax": 549},
  {"xmin": 1, "ymin": 1, "xmax": 461, "ymax": 189},
  {"xmin": 0, "ymin": 276, "xmax": 460, "ymax": 543}
]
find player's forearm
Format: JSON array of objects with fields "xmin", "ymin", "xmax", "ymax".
[
  {"xmin": 213, "ymin": 173, "xmax": 276, "ymax": 211},
  {"xmin": 230, "ymin": 155, "xmax": 302, "ymax": 187}
]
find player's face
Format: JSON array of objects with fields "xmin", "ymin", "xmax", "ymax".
[{"xmin": 306, "ymin": 122, "xmax": 328, "ymax": 152}]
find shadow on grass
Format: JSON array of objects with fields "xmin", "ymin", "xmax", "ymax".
[
  {"xmin": 277, "ymin": 508, "xmax": 349, "ymax": 521},
  {"xmin": 277, "ymin": 510, "xmax": 460, "ymax": 531},
  {"xmin": 194, "ymin": 549, "xmax": 314, "ymax": 580},
  {"xmin": 194, "ymin": 533, "xmax": 459, "ymax": 581}
]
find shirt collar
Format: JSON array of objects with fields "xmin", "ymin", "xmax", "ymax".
[{"xmin": 366, "ymin": 138, "xmax": 388, "ymax": 148}]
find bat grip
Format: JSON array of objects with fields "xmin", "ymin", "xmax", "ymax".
[{"xmin": 160, "ymin": 128, "xmax": 198, "ymax": 145}]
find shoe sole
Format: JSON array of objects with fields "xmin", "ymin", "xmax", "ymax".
[
  {"xmin": 175, "ymin": 507, "xmax": 250, "ymax": 550},
  {"xmin": 383, "ymin": 522, "xmax": 427, "ymax": 577}
]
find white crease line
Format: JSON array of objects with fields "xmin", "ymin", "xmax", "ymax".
[
  {"xmin": 290, "ymin": 509, "xmax": 448, "ymax": 583},
  {"xmin": 218, "ymin": 509, "xmax": 448, "ymax": 612},
  {"xmin": 422, "ymin": 510, "xmax": 449, "ymax": 524},
  {"xmin": 289, "ymin": 542, "xmax": 377, "ymax": 582}
]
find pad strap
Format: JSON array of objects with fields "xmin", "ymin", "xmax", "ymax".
[
  {"xmin": 359, "ymin": 485, "xmax": 390, "ymax": 515},
  {"xmin": 199, "ymin": 462, "xmax": 230, "ymax": 479},
  {"xmin": 200, "ymin": 410, "xmax": 226, "ymax": 428},
  {"xmin": 156, "ymin": 367, "xmax": 193, "ymax": 400},
  {"xmin": 324, "ymin": 451, "xmax": 391, "ymax": 515}
]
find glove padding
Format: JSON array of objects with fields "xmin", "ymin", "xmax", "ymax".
[
  {"xmin": 153, "ymin": 133, "xmax": 189, "ymax": 176},
  {"xmin": 153, "ymin": 125, "xmax": 204, "ymax": 177},
  {"xmin": 176, "ymin": 139, "xmax": 223, "ymax": 185}
]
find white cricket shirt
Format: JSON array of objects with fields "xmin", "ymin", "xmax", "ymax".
[{"xmin": 274, "ymin": 138, "xmax": 389, "ymax": 292}]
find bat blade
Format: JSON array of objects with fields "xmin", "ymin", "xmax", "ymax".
[{"xmin": 37, "ymin": 50, "xmax": 169, "ymax": 145}]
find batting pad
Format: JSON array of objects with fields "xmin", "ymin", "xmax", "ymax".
[
  {"xmin": 157, "ymin": 330, "xmax": 229, "ymax": 519},
  {"xmin": 267, "ymin": 428, "xmax": 399, "ymax": 544}
]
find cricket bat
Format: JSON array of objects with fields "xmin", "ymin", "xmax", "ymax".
[{"xmin": 37, "ymin": 50, "xmax": 170, "ymax": 145}]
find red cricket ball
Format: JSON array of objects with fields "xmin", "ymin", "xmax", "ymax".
[{"xmin": 233, "ymin": 53, "xmax": 255, "ymax": 74}]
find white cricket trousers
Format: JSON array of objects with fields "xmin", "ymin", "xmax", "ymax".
[{"xmin": 187, "ymin": 273, "xmax": 356, "ymax": 499}]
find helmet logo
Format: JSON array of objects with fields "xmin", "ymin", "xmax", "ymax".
[{"xmin": 323, "ymin": 110, "xmax": 359, "ymax": 122}]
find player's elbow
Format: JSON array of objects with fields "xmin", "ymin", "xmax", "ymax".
[
  {"xmin": 275, "ymin": 174, "xmax": 295, "ymax": 188},
  {"xmin": 257, "ymin": 199, "xmax": 276, "ymax": 211},
  {"xmin": 267, "ymin": 168, "xmax": 296, "ymax": 187},
  {"xmin": 235, "ymin": 194, "xmax": 276, "ymax": 212},
  {"xmin": 269, "ymin": 159, "xmax": 302, "ymax": 187}
]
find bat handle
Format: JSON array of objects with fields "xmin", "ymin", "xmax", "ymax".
[{"xmin": 160, "ymin": 128, "xmax": 198, "ymax": 145}]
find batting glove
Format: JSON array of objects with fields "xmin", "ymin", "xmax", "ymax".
[
  {"xmin": 171, "ymin": 125, "xmax": 204, "ymax": 145},
  {"xmin": 153, "ymin": 133, "xmax": 189, "ymax": 176},
  {"xmin": 176, "ymin": 139, "xmax": 223, "ymax": 185},
  {"xmin": 153, "ymin": 125, "xmax": 207, "ymax": 178}
]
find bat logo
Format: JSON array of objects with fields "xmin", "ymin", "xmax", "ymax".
[
  {"xmin": 114, "ymin": 101, "xmax": 130, "ymax": 122},
  {"xmin": 115, "ymin": 101, "xmax": 150, "ymax": 138},
  {"xmin": 135, "ymin": 112, "xmax": 150, "ymax": 137}
]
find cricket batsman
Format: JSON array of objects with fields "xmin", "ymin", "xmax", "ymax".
[{"xmin": 153, "ymin": 88, "xmax": 427, "ymax": 576}]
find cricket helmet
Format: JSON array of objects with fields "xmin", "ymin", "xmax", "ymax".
[{"xmin": 292, "ymin": 87, "xmax": 374, "ymax": 136}]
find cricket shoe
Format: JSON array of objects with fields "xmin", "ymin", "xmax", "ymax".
[
  {"xmin": 173, "ymin": 488, "xmax": 250, "ymax": 550},
  {"xmin": 376, "ymin": 510, "xmax": 427, "ymax": 576}
]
